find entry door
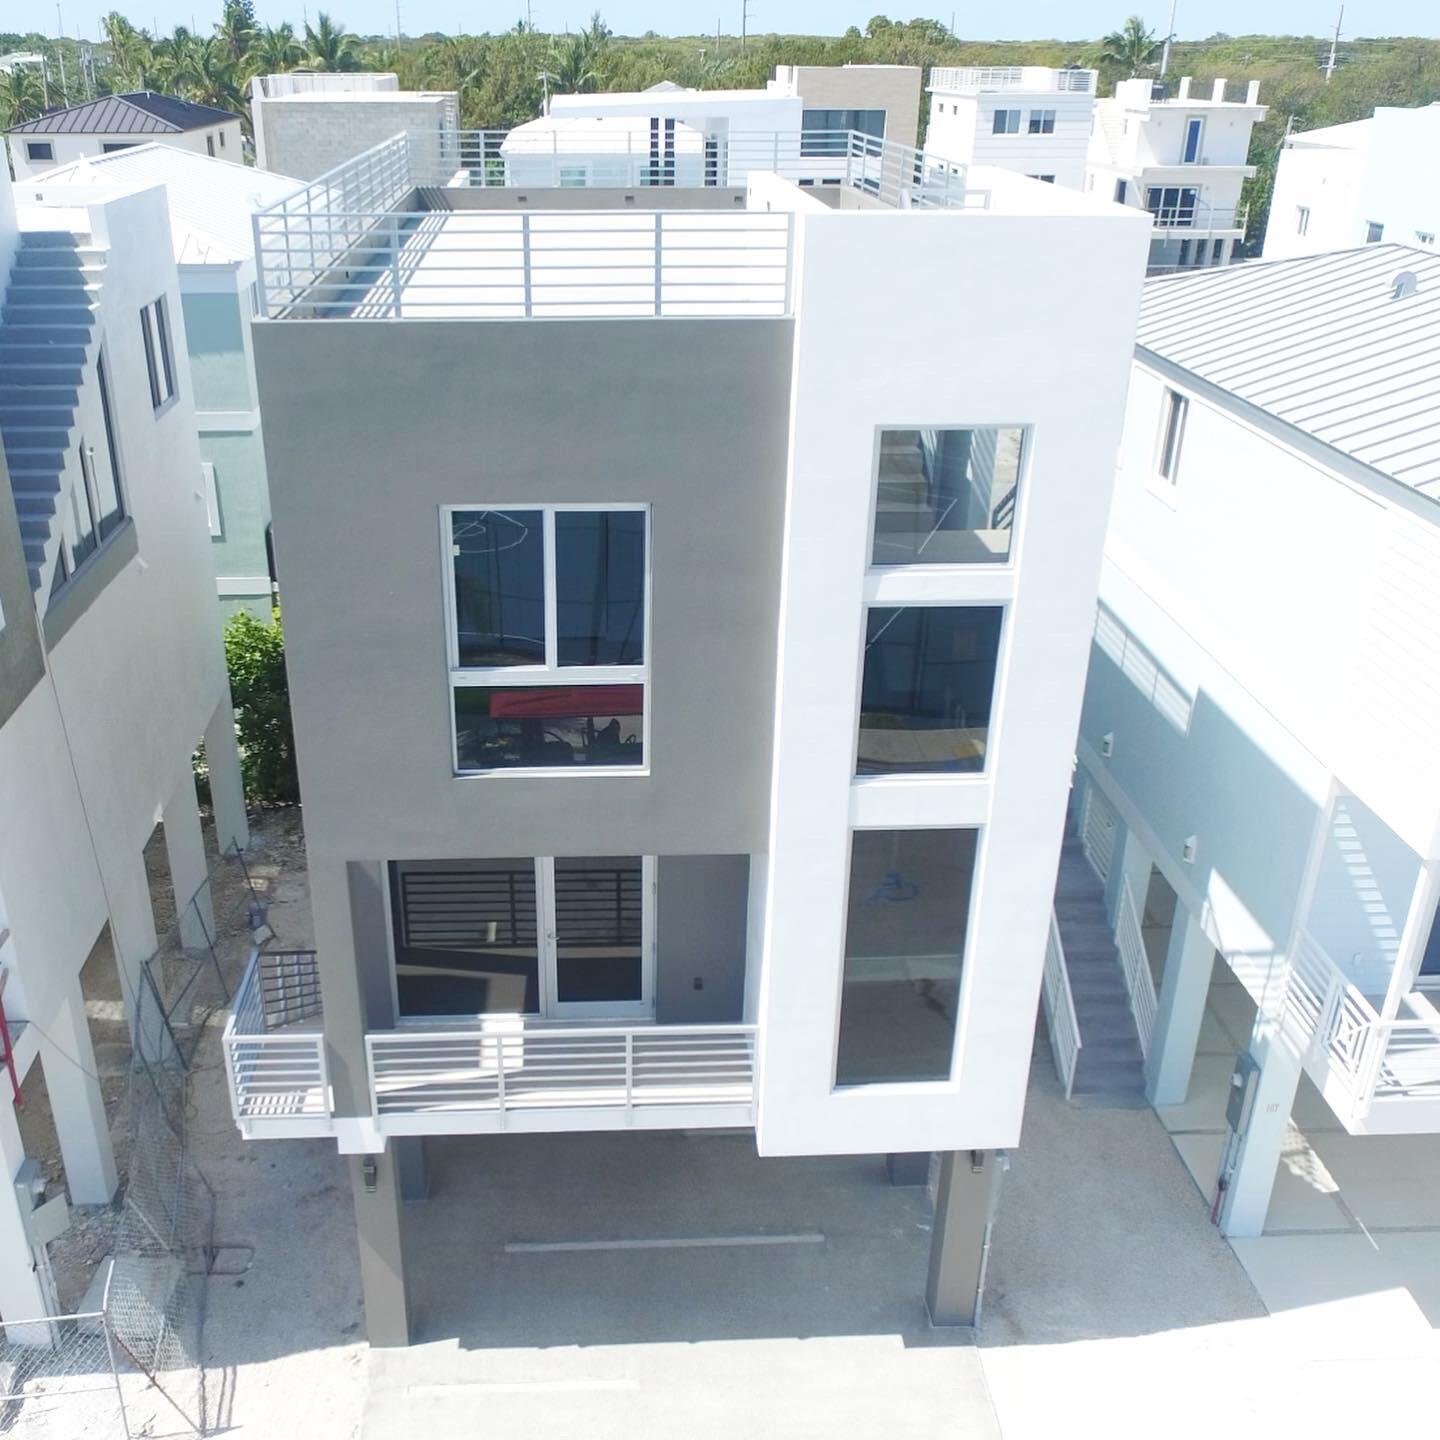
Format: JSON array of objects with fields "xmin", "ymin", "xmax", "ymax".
[{"xmin": 540, "ymin": 856, "xmax": 654, "ymax": 1019}]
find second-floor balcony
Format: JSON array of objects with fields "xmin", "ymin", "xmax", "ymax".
[{"xmin": 223, "ymin": 948, "xmax": 759, "ymax": 1141}]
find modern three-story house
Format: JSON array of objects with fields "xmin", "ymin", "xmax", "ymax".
[{"xmin": 225, "ymin": 129, "xmax": 1149, "ymax": 1344}]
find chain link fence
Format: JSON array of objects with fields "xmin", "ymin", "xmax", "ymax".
[{"xmin": 0, "ymin": 1303, "xmax": 130, "ymax": 1438}]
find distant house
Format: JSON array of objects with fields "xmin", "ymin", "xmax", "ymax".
[
  {"xmin": 28, "ymin": 143, "xmax": 303, "ymax": 621},
  {"xmin": 6, "ymin": 91, "xmax": 243, "ymax": 180}
]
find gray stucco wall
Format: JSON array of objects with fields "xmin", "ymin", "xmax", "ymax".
[
  {"xmin": 253, "ymin": 316, "xmax": 793, "ymax": 870},
  {"xmin": 655, "ymin": 855, "xmax": 750, "ymax": 1023},
  {"xmin": 0, "ymin": 450, "xmax": 45, "ymax": 729}
]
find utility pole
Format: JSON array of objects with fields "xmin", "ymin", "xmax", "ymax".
[
  {"xmin": 55, "ymin": 3, "xmax": 69, "ymax": 102},
  {"xmin": 741, "ymin": 0, "xmax": 751, "ymax": 50},
  {"xmin": 1159, "ymin": 0, "xmax": 1178, "ymax": 79},
  {"xmin": 1324, "ymin": 4, "xmax": 1343, "ymax": 82}
]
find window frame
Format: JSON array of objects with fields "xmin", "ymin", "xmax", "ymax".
[
  {"xmin": 1296, "ymin": 205, "xmax": 1310, "ymax": 237},
  {"xmin": 1027, "ymin": 108, "xmax": 1057, "ymax": 134},
  {"xmin": 201, "ymin": 461, "xmax": 222, "ymax": 537},
  {"xmin": 1182, "ymin": 116, "xmax": 1204, "ymax": 164},
  {"xmin": 1155, "ymin": 387, "xmax": 1189, "ymax": 487},
  {"xmin": 25, "ymin": 140, "xmax": 54, "ymax": 162},
  {"xmin": 140, "ymin": 297, "xmax": 177, "ymax": 412},
  {"xmin": 442, "ymin": 502, "xmax": 651, "ymax": 777},
  {"xmin": 991, "ymin": 107, "xmax": 1021, "ymax": 135}
]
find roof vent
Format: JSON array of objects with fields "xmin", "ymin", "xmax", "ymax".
[{"xmin": 1392, "ymin": 270, "xmax": 1419, "ymax": 300}]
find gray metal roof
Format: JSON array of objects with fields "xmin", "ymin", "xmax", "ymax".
[
  {"xmin": 10, "ymin": 91, "xmax": 237, "ymax": 135},
  {"xmin": 1137, "ymin": 244, "xmax": 1440, "ymax": 496}
]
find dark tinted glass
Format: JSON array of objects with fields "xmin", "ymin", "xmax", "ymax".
[
  {"xmin": 857, "ymin": 607, "xmax": 1002, "ymax": 775},
  {"xmin": 835, "ymin": 828, "xmax": 976, "ymax": 1085},
  {"xmin": 452, "ymin": 509, "xmax": 544, "ymax": 666},
  {"xmin": 873, "ymin": 427, "xmax": 1023, "ymax": 566},
  {"xmin": 556, "ymin": 511, "xmax": 646, "ymax": 666},
  {"xmin": 553, "ymin": 857, "xmax": 643, "ymax": 1003},
  {"xmin": 454, "ymin": 685, "xmax": 644, "ymax": 770}
]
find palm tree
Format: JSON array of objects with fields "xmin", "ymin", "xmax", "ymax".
[
  {"xmin": 0, "ymin": 66, "xmax": 46, "ymax": 129},
  {"xmin": 103, "ymin": 12, "xmax": 156, "ymax": 89},
  {"xmin": 215, "ymin": 1, "xmax": 256, "ymax": 66},
  {"xmin": 1098, "ymin": 16, "xmax": 1162, "ymax": 79},
  {"xmin": 303, "ymin": 12, "xmax": 361, "ymax": 72},
  {"xmin": 251, "ymin": 23, "xmax": 303, "ymax": 75},
  {"xmin": 546, "ymin": 32, "xmax": 603, "ymax": 95}
]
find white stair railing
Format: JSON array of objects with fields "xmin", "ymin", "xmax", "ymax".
[
  {"xmin": 1115, "ymin": 878, "xmax": 1158, "ymax": 1059},
  {"xmin": 1041, "ymin": 910, "xmax": 1082, "ymax": 1098},
  {"xmin": 1080, "ymin": 784, "xmax": 1118, "ymax": 882}
]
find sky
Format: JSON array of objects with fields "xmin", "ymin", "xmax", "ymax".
[{"xmin": 10, "ymin": 0, "xmax": 1440, "ymax": 44}]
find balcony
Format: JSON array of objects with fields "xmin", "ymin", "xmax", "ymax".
[
  {"xmin": 251, "ymin": 129, "xmax": 988, "ymax": 321},
  {"xmin": 1146, "ymin": 204, "xmax": 1248, "ymax": 234},
  {"xmin": 927, "ymin": 65, "xmax": 1096, "ymax": 95},
  {"xmin": 1281, "ymin": 932, "xmax": 1440, "ymax": 1133},
  {"xmin": 222, "ymin": 947, "xmax": 758, "ymax": 1141}
]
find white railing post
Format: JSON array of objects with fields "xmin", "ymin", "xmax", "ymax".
[
  {"xmin": 522, "ymin": 213, "xmax": 533, "ymax": 318},
  {"xmin": 783, "ymin": 213, "xmax": 795, "ymax": 314},
  {"xmin": 388, "ymin": 214, "xmax": 402, "ymax": 318},
  {"xmin": 495, "ymin": 1033, "xmax": 508, "ymax": 1124},
  {"xmin": 252, "ymin": 215, "xmax": 270, "ymax": 318},
  {"xmin": 653, "ymin": 213, "xmax": 663, "ymax": 316},
  {"xmin": 625, "ymin": 1031, "xmax": 635, "ymax": 1117}
]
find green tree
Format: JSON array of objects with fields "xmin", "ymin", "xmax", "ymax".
[
  {"xmin": 1097, "ymin": 15, "xmax": 1162, "ymax": 79},
  {"xmin": 223, "ymin": 609, "xmax": 299, "ymax": 804},
  {"xmin": 545, "ymin": 30, "xmax": 604, "ymax": 95},
  {"xmin": 303, "ymin": 11, "xmax": 361, "ymax": 71},
  {"xmin": 251, "ymin": 22, "xmax": 303, "ymax": 74},
  {"xmin": 215, "ymin": 0, "xmax": 255, "ymax": 64},
  {"xmin": 102, "ymin": 11, "xmax": 155, "ymax": 88},
  {"xmin": 0, "ymin": 64, "xmax": 45, "ymax": 127}
]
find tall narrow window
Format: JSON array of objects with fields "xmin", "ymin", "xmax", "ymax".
[
  {"xmin": 1296, "ymin": 205, "xmax": 1310, "ymax": 236},
  {"xmin": 835, "ymin": 828, "xmax": 978, "ymax": 1086},
  {"xmin": 141, "ymin": 297, "xmax": 176, "ymax": 410},
  {"xmin": 1157, "ymin": 389, "xmax": 1188, "ymax": 484},
  {"xmin": 1182, "ymin": 116, "xmax": 1203, "ymax": 163},
  {"xmin": 448, "ymin": 506, "xmax": 648, "ymax": 772},
  {"xmin": 857, "ymin": 606, "xmax": 1003, "ymax": 775},
  {"xmin": 872, "ymin": 426, "xmax": 1024, "ymax": 566},
  {"xmin": 94, "ymin": 355, "xmax": 126, "ymax": 537}
]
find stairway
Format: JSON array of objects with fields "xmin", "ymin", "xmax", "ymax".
[
  {"xmin": 1054, "ymin": 837, "xmax": 1148, "ymax": 1107},
  {"xmin": 0, "ymin": 230, "xmax": 104, "ymax": 593}
]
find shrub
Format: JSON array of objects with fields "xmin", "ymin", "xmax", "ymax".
[{"xmin": 224, "ymin": 607, "xmax": 300, "ymax": 803}]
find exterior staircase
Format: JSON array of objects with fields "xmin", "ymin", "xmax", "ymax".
[
  {"xmin": 1054, "ymin": 836, "xmax": 1148, "ymax": 1106},
  {"xmin": 0, "ymin": 230, "xmax": 105, "ymax": 593}
]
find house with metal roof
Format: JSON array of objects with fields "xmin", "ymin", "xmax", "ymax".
[
  {"xmin": 26, "ymin": 142, "xmax": 301, "ymax": 621},
  {"xmin": 1051, "ymin": 245, "xmax": 1440, "ymax": 1253},
  {"xmin": 6, "ymin": 91, "xmax": 243, "ymax": 181}
]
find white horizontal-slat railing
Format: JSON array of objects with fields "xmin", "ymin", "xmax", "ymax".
[
  {"xmin": 1115, "ymin": 878, "xmax": 1158, "ymax": 1059},
  {"xmin": 1041, "ymin": 910, "xmax": 1082, "ymax": 1098},
  {"xmin": 366, "ymin": 1020, "xmax": 757, "ymax": 1122},
  {"xmin": 1080, "ymin": 784, "xmax": 1118, "ymax": 883},
  {"xmin": 222, "ymin": 948, "xmax": 330, "ymax": 1127}
]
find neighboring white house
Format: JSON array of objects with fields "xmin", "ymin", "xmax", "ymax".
[
  {"xmin": 6, "ymin": 91, "xmax": 243, "ymax": 181},
  {"xmin": 500, "ymin": 113, "xmax": 709, "ymax": 188},
  {"xmin": 1263, "ymin": 102, "xmax": 1440, "ymax": 259},
  {"xmin": 26, "ymin": 144, "xmax": 301, "ymax": 623},
  {"xmin": 0, "ymin": 162, "xmax": 247, "ymax": 1324},
  {"xmin": 1069, "ymin": 245, "xmax": 1440, "ymax": 1244},
  {"xmin": 228, "ymin": 133, "xmax": 1149, "ymax": 1345},
  {"xmin": 250, "ymin": 71, "xmax": 459, "ymax": 181},
  {"xmin": 925, "ymin": 66, "xmax": 1097, "ymax": 190},
  {"xmin": 1087, "ymin": 76, "xmax": 1265, "ymax": 271}
]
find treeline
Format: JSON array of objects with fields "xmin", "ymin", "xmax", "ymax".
[{"xmin": 3, "ymin": 7, "xmax": 1439, "ymax": 248}]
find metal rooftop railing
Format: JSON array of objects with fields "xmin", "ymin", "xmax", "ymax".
[{"xmin": 252, "ymin": 128, "xmax": 989, "ymax": 320}]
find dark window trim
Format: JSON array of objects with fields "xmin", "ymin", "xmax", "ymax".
[{"xmin": 43, "ymin": 517, "xmax": 139, "ymax": 649}]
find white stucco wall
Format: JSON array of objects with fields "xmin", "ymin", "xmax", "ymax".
[
  {"xmin": 754, "ymin": 169, "xmax": 1150, "ymax": 1156},
  {"xmin": 927, "ymin": 89, "xmax": 1093, "ymax": 189},
  {"xmin": 8, "ymin": 121, "xmax": 242, "ymax": 181}
]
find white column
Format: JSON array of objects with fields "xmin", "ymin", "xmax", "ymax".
[
  {"xmin": 39, "ymin": 982, "xmax": 118, "ymax": 1206},
  {"xmin": 204, "ymin": 694, "xmax": 250, "ymax": 855},
  {"xmin": 1217, "ymin": 1027, "xmax": 1302, "ymax": 1238},
  {"xmin": 0, "ymin": 1096, "xmax": 54, "ymax": 1324},
  {"xmin": 105, "ymin": 847, "xmax": 158, "ymax": 1043},
  {"xmin": 163, "ymin": 771, "xmax": 213, "ymax": 953},
  {"xmin": 1146, "ymin": 907, "xmax": 1215, "ymax": 1105}
]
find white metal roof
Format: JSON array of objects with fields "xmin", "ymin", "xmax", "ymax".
[
  {"xmin": 1137, "ymin": 245, "xmax": 1440, "ymax": 496},
  {"xmin": 501, "ymin": 114, "xmax": 705, "ymax": 154},
  {"xmin": 30, "ymin": 143, "xmax": 300, "ymax": 265}
]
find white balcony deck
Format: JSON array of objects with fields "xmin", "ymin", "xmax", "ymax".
[{"xmin": 223, "ymin": 949, "xmax": 757, "ymax": 1140}]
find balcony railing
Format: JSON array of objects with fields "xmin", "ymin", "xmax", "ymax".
[
  {"xmin": 1283, "ymin": 932, "xmax": 1440, "ymax": 1123},
  {"xmin": 1146, "ymin": 205, "xmax": 1248, "ymax": 233},
  {"xmin": 366, "ymin": 1020, "xmax": 757, "ymax": 1129},
  {"xmin": 927, "ymin": 65, "xmax": 1096, "ymax": 94},
  {"xmin": 222, "ymin": 948, "xmax": 331, "ymax": 1136},
  {"xmin": 252, "ymin": 128, "xmax": 988, "ymax": 319},
  {"xmin": 1041, "ymin": 910, "xmax": 1082, "ymax": 1098}
]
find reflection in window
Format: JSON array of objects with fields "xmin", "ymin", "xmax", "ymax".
[
  {"xmin": 835, "ymin": 828, "xmax": 977, "ymax": 1085},
  {"xmin": 556, "ymin": 511, "xmax": 646, "ymax": 665},
  {"xmin": 872, "ymin": 427, "xmax": 1023, "ymax": 566},
  {"xmin": 455, "ymin": 685, "xmax": 644, "ymax": 770},
  {"xmin": 452, "ymin": 509, "xmax": 545, "ymax": 666},
  {"xmin": 857, "ymin": 607, "xmax": 1002, "ymax": 775},
  {"xmin": 553, "ymin": 857, "xmax": 644, "ymax": 1002}
]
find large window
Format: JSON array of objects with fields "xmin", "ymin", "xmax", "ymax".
[
  {"xmin": 447, "ymin": 506, "xmax": 647, "ymax": 772},
  {"xmin": 992, "ymin": 108, "xmax": 1021, "ymax": 135},
  {"xmin": 1146, "ymin": 186, "xmax": 1199, "ymax": 227},
  {"xmin": 801, "ymin": 108, "xmax": 885, "ymax": 155},
  {"xmin": 857, "ymin": 606, "xmax": 1003, "ymax": 775},
  {"xmin": 140, "ymin": 296, "xmax": 176, "ymax": 410},
  {"xmin": 25, "ymin": 141, "xmax": 54, "ymax": 162},
  {"xmin": 1027, "ymin": 108, "xmax": 1057, "ymax": 134},
  {"xmin": 835, "ymin": 828, "xmax": 978, "ymax": 1086},
  {"xmin": 872, "ymin": 426, "xmax": 1024, "ymax": 566}
]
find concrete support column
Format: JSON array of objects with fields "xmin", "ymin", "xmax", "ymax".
[
  {"xmin": 0, "ymin": 1097, "xmax": 55, "ymax": 1324},
  {"xmin": 162, "ymin": 771, "xmax": 213, "ymax": 953},
  {"xmin": 350, "ymin": 1148, "xmax": 410, "ymax": 1346},
  {"xmin": 395, "ymin": 1137, "xmax": 429, "ymax": 1204},
  {"xmin": 1146, "ymin": 908, "xmax": 1215, "ymax": 1106},
  {"xmin": 105, "ymin": 848, "xmax": 159, "ymax": 1043},
  {"xmin": 204, "ymin": 694, "xmax": 250, "ymax": 855},
  {"xmin": 886, "ymin": 1152, "xmax": 930, "ymax": 1186},
  {"xmin": 1105, "ymin": 823, "xmax": 1152, "ymax": 931},
  {"xmin": 1217, "ymin": 1032, "xmax": 1302, "ymax": 1239},
  {"xmin": 926, "ymin": 1149, "xmax": 1003, "ymax": 1327},
  {"xmin": 39, "ymin": 982, "xmax": 118, "ymax": 1205}
]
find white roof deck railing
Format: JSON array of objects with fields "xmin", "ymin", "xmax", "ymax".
[
  {"xmin": 252, "ymin": 127, "xmax": 988, "ymax": 320},
  {"xmin": 927, "ymin": 65, "xmax": 1097, "ymax": 94}
]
